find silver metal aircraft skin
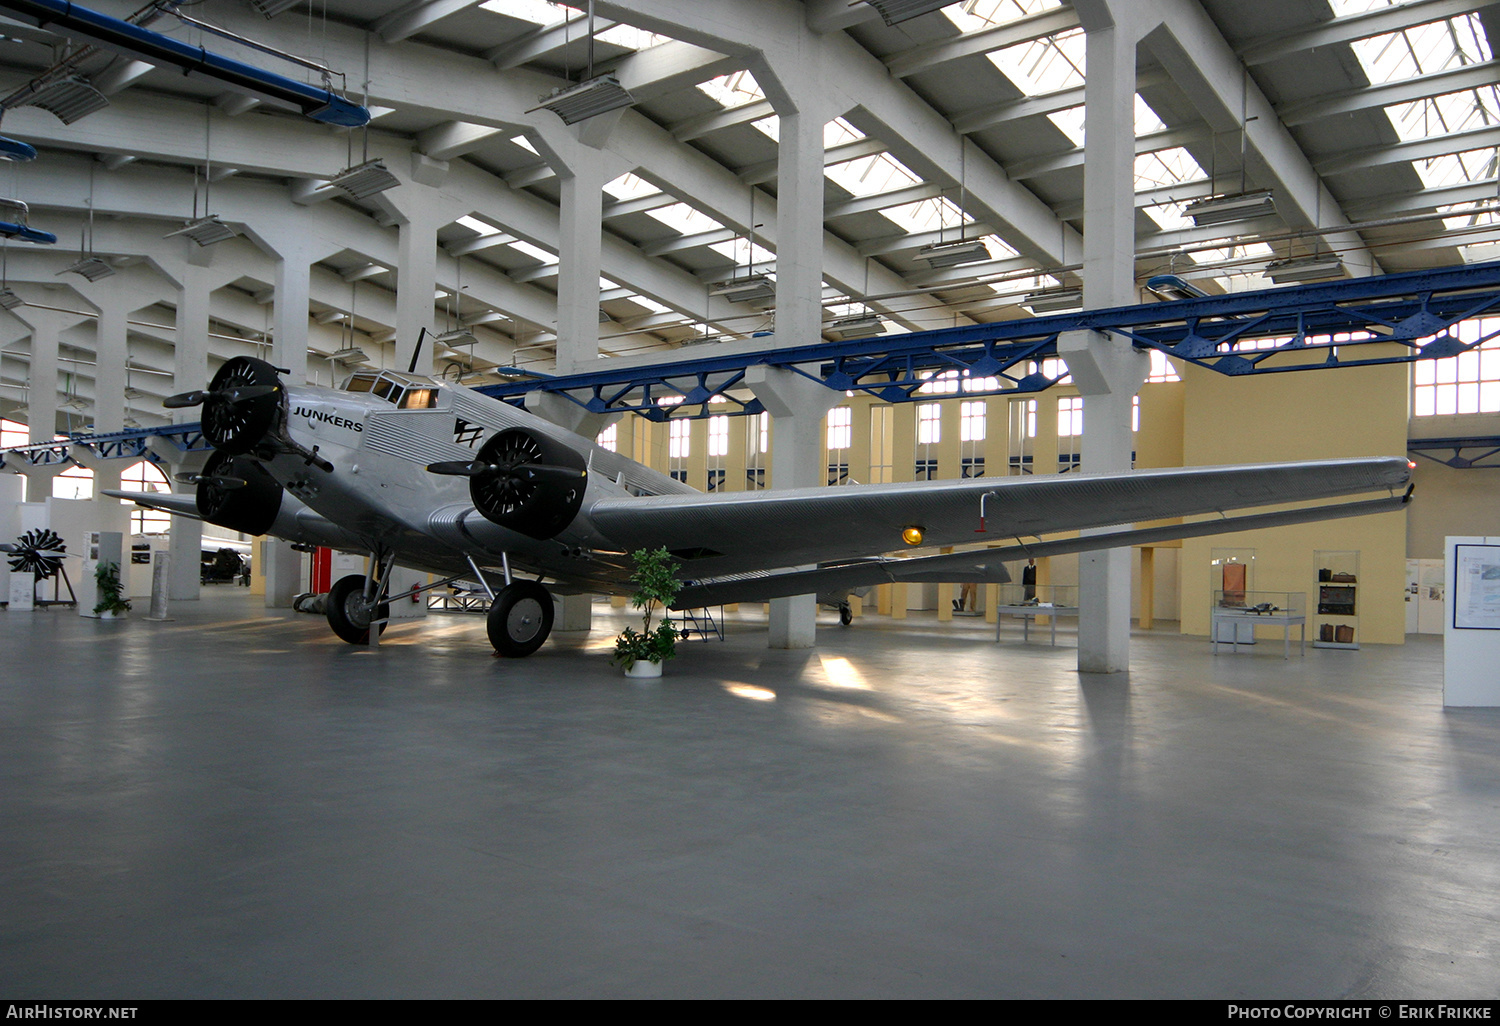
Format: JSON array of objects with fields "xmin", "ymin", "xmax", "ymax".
[{"xmin": 109, "ymin": 357, "xmax": 1415, "ymax": 655}]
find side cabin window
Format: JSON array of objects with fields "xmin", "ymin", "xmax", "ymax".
[{"xmin": 399, "ymin": 388, "xmax": 437, "ymax": 410}]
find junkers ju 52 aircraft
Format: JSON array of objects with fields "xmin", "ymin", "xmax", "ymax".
[{"xmin": 109, "ymin": 355, "xmax": 1413, "ymax": 656}]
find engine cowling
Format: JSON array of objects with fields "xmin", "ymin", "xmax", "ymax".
[
  {"xmin": 468, "ymin": 427, "xmax": 587, "ymax": 540},
  {"xmin": 195, "ymin": 449, "xmax": 284, "ymax": 536},
  {"xmin": 200, "ymin": 356, "xmax": 285, "ymax": 455}
]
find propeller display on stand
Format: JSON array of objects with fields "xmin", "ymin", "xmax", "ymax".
[
  {"xmin": 3, "ymin": 528, "xmax": 67, "ymax": 578},
  {"xmin": 427, "ymin": 427, "xmax": 587, "ymax": 539}
]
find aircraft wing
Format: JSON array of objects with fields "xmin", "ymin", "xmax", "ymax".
[
  {"xmin": 588, "ymin": 457, "xmax": 1412, "ymax": 578},
  {"xmin": 102, "ymin": 490, "xmax": 205, "ymax": 520}
]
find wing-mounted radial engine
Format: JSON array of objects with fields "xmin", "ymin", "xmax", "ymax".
[
  {"xmin": 165, "ymin": 356, "xmax": 285, "ymax": 455},
  {"xmin": 427, "ymin": 427, "xmax": 587, "ymax": 540},
  {"xmin": 181, "ymin": 449, "xmax": 285, "ymax": 536}
]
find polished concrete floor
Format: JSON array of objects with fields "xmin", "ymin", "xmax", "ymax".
[{"xmin": 2, "ymin": 590, "xmax": 1498, "ymax": 999}]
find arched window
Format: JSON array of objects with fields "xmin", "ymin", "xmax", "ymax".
[
  {"xmin": 119, "ymin": 460, "xmax": 172, "ymax": 534},
  {"xmin": 53, "ymin": 465, "xmax": 94, "ymax": 500}
]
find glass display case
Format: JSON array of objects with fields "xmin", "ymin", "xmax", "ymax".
[
  {"xmin": 1211, "ymin": 591, "xmax": 1309, "ymax": 658},
  {"xmin": 1210, "ymin": 548, "xmax": 1256, "ymax": 642},
  {"xmin": 1313, "ymin": 549, "xmax": 1360, "ymax": 649}
]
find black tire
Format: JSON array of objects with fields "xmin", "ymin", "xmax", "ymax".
[
  {"xmin": 839, "ymin": 602, "xmax": 853, "ymax": 626},
  {"xmin": 327, "ymin": 573, "xmax": 389, "ymax": 645},
  {"xmin": 487, "ymin": 580, "xmax": 554, "ymax": 657}
]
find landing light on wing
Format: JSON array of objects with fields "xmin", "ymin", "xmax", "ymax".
[{"xmin": 902, "ymin": 526, "xmax": 925, "ymax": 546}]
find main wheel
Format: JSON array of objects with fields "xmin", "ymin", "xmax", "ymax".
[
  {"xmin": 327, "ymin": 573, "xmax": 389, "ymax": 645},
  {"xmin": 839, "ymin": 602, "xmax": 853, "ymax": 626},
  {"xmin": 487, "ymin": 580, "xmax": 554, "ymax": 657}
]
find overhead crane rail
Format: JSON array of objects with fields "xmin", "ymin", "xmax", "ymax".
[
  {"xmin": 478, "ymin": 261, "xmax": 1500, "ymax": 420},
  {"xmin": 8, "ymin": 264, "xmax": 1500, "ymax": 469}
]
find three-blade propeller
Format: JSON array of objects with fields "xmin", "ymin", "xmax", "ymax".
[{"xmin": 162, "ymin": 384, "xmax": 278, "ymax": 409}]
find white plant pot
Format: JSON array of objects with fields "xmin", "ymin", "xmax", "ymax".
[
  {"xmin": 624, "ymin": 659, "xmax": 663, "ymax": 679},
  {"xmin": 98, "ymin": 609, "xmax": 124, "ymax": 620}
]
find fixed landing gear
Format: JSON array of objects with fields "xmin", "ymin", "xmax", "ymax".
[
  {"xmin": 487, "ymin": 579, "xmax": 554, "ymax": 657},
  {"xmin": 839, "ymin": 601, "xmax": 853, "ymax": 626},
  {"xmin": 327, "ymin": 573, "xmax": 390, "ymax": 645}
]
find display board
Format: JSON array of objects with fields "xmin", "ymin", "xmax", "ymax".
[{"xmin": 1444, "ymin": 536, "xmax": 1500, "ymax": 707}]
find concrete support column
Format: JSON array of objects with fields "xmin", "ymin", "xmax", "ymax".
[
  {"xmin": 87, "ymin": 288, "xmax": 129, "ymax": 497},
  {"xmin": 168, "ymin": 514, "xmax": 203, "ymax": 601},
  {"xmin": 554, "ymin": 161, "xmax": 608, "ymax": 376},
  {"xmin": 172, "ymin": 250, "xmax": 216, "ymax": 396},
  {"xmin": 747, "ymin": 364, "xmax": 840, "ymax": 648},
  {"xmin": 771, "ymin": 105, "xmax": 828, "ymax": 348},
  {"xmin": 12, "ymin": 305, "xmax": 86, "ymax": 501},
  {"xmin": 1061, "ymin": 0, "xmax": 1153, "ymax": 674},
  {"xmin": 396, "ymin": 202, "xmax": 441, "ymax": 375},
  {"xmin": 264, "ymin": 536, "xmax": 300, "ymax": 609},
  {"xmin": 272, "ymin": 251, "xmax": 312, "ymax": 385}
]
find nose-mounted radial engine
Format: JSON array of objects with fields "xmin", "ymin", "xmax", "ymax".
[{"xmin": 165, "ymin": 356, "xmax": 286, "ymax": 455}]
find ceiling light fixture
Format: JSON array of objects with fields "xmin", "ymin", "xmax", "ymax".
[
  {"xmin": 0, "ymin": 288, "xmax": 22, "ymax": 310},
  {"xmin": 163, "ymin": 214, "xmax": 238, "ymax": 247},
  {"xmin": 708, "ymin": 273, "xmax": 776, "ymax": 303},
  {"xmin": 531, "ymin": 75, "xmax": 635, "ymax": 125},
  {"xmin": 1021, "ymin": 286, "xmax": 1083, "ymax": 313},
  {"xmin": 917, "ymin": 239, "xmax": 990, "ymax": 269},
  {"xmin": 829, "ymin": 314, "xmax": 885, "ymax": 340},
  {"xmin": 327, "ymin": 159, "xmax": 401, "ymax": 199},
  {"xmin": 330, "ymin": 347, "xmax": 369, "ymax": 364},
  {"xmin": 0, "ymin": 135, "xmax": 36, "ymax": 162},
  {"xmin": 1183, "ymin": 190, "xmax": 1277, "ymax": 228},
  {"xmin": 57, "ymin": 257, "xmax": 115, "ymax": 282},
  {"xmin": 19, "ymin": 76, "xmax": 108, "ymax": 125},
  {"xmin": 1264, "ymin": 254, "xmax": 1346, "ymax": 284}
]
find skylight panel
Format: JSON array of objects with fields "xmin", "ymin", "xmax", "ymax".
[
  {"xmin": 1415, "ymin": 146, "xmax": 1499, "ymax": 189},
  {"xmin": 826, "ymin": 151, "xmax": 922, "ymax": 197},
  {"xmin": 987, "ymin": 26, "xmax": 1085, "ymax": 96},
  {"xmin": 593, "ymin": 23, "xmax": 671, "ymax": 51},
  {"xmin": 882, "ymin": 195, "xmax": 974, "ymax": 235},
  {"xmin": 1143, "ymin": 202, "xmax": 1195, "ymax": 233},
  {"xmin": 944, "ymin": 0, "xmax": 1062, "ymax": 34},
  {"xmin": 1385, "ymin": 86, "xmax": 1500, "ymax": 143},
  {"xmin": 508, "ymin": 239, "xmax": 556, "ymax": 263},
  {"xmin": 696, "ymin": 69, "xmax": 765, "ymax": 109},
  {"xmin": 825, "ymin": 117, "xmax": 866, "ymax": 147},
  {"xmin": 511, "ymin": 134, "xmax": 539, "ymax": 155},
  {"xmin": 1189, "ymin": 241, "xmax": 1274, "ymax": 265},
  {"xmin": 1440, "ymin": 200, "xmax": 1500, "ymax": 231},
  {"xmin": 644, "ymin": 202, "xmax": 723, "ymax": 235},
  {"xmin": 456, "ymin": 215, "xmax": 502, "ymax": 237},
  {"xmin": 1134, "ymin": 147, "xmax": 1207, "ymax": 192},
  {"xmin": 1345, "ymin": 13, "xmax": 1491, "ymax": 86},
  {"xmin": 708, "ymin": 236, "xmax": 775, "ymax": 267},
  {"xmin": 603, "ymin": 172, "xmax": 661, "ymax": 201},
  {"xmin": 480, "ymin": 1, "xmax": 573, "ymax": 26},
  {"xmin": 1046, "ymin": 96, "xmax": 1164, "ymax": 147}
]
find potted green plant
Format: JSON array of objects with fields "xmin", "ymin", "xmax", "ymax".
[
  {"xmin": 93, "ymin": 560, "xmax": 132, "ymax": 619},
  {"xmin": 612, "ymin": 547, "xmax": 682, "ymax": 678}
]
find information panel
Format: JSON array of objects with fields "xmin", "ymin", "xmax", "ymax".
[{"xmin": 1454, "ymin": 543, "xmax": 1500, "ymax": 630}]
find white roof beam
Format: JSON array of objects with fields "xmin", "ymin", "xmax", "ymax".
[
  {"xmin": 485, "ymin": 13, "xmax": 614, "ymax": 68},
  {"xmin": 1005, "ymin": 126, "xmax": 1209, "ymax": 181},
  {"xmin": 825, "ymin": 182, "xmax": 944, "ymax": 220},
  {"xmin": 416, "ymin": 120, "xmax": 505, "ymax": 160},
  {"xmin": 884, "ymin": 6, "xmax": 1082, "ymax": 78},
  {"xmin": 1141, "ymin": 0, "xmax": 1381, "ymax": 274},
  {"xmin": 637, "ymin": 227, "xmax": 739, "ymax": 258},
  {"xmin": 1239, "ymin": 0, "xmax": 1493, "ymax": 66},
  {"xmin": 857, "ymin": 224, "xmax": 998, "ymax": 258},
  {"xmin": 1314, "ymin": 124, "xmax": 1500, "ymax": 176},
  {"xmin": 92, "ymin": 58, "xmax": 155, "ymax": 96},
  {"xmin": 670, "ymin": 100, "xmax": 776, "ymax": 143},
  {"xmin": 1344, "ymin": 177, "xmax": 1498, "ymax": 219},
  {"xmin": 375, "ymin": 0, "xmax": 486, "ymax": 44},
  {"xmin": 444, "ymin": 232, "xmax": 519, "ymax": 257},
  {"xmin": 1278, "ymin": 63, "xmax": 1500, "ymax": 126},
  {"xmin": 737, "ymin": 137, "xmax": 887, "ymax": 186},
  {"xmin": 612, "ymin": 42, "xmax": 744, "ymax": 104}
]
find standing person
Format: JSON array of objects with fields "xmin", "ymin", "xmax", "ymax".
[
  {"xmin": 955, "ymin": 580, "xmax": 978, "ymax": 613},
  {"xmin": 1022, "ymin": 558, "xmax": 1037, "ymax": 603}
]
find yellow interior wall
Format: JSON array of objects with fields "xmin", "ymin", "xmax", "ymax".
[{"xmin": 1179, "ymin": 348, "xmax": 1409, "ymax": 643}]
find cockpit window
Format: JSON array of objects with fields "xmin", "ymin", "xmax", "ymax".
[{"xmin": 341, "ymin": 369, "xmax": 441, "ymax": 408}]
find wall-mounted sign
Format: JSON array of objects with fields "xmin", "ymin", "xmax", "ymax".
[{"xmin": 1453, "ymin": 544, "xmax": 1500, "ymax": 630}]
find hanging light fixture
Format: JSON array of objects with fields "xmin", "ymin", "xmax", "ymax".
[
  {"xmin": 829, "ymin": 313, "xmax": 885, "ymax": 340},
  {"xmin": 709, "ymin": 274, "xmax": 776, "ymax": 302},
  {"xmin": 917, "ymin": 239, "xmax": 990, "ymax": 268},
  {"xmin": 60, "ymin": 169, "xmax": 110, "ymax": 279},
  {"xmin": 1022, "ymin": 286, "xmax": 1083, "ymax": 313},
  {"xmin": 1184, "ymin": 190, "xmax": 1277, "ymax": 228},
  {"xmin": 18, "ymin": 75, "xmax": 108, "ymax": 125},
  {"xmin": 165, "ymin": 215, "xmax": 238, "ymax": 247},
  {"xmin": 529, "ymin": 2, "xmax": 634, "ymax": 124},
  {"xmin": 327, "ymin": 159, "xmax": 401, "ymax": 199},
  {"xmin": 1264, "ymin": 254, "xmax": 1346, "ymax": 284}
]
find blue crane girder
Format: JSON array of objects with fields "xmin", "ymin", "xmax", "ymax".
[{"xmin": 477, "ymin": 261, "xmax": 1500, "ymax": 420}]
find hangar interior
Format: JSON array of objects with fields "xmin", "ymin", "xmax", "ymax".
[{"xmin": 1, "ymin": 0, "xmax": 1500, "ymax": 999}]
